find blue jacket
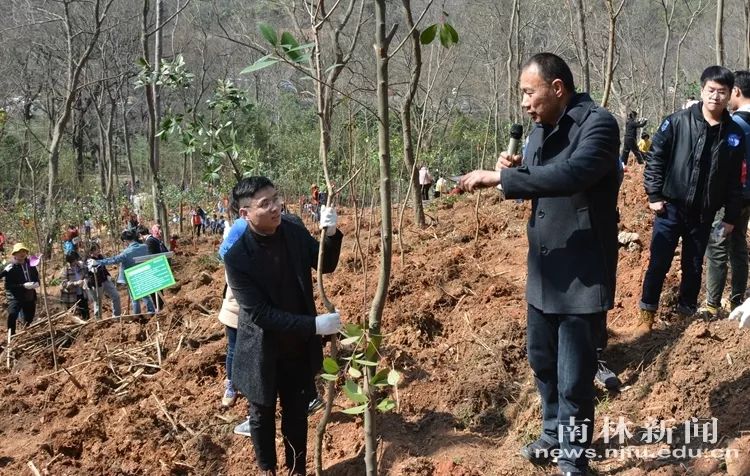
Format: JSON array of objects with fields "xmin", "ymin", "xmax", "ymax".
[
  {"xmin": 732, "ymin": 110, "xmax": 750, "ymax": 201},
  {"xmin": 501, "ymin": 93, "xmax": 621, "ymax": 314},
  {"xmin": 96, "ymin": 242, "xmax": 151, "ymax": 270}
]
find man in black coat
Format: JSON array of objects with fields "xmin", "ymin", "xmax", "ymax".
[
  {"xmin": 640, "ymin": 66, "xmax": 744, "ymax": 331},
  {"xmin": 460, "ymin": 52, "xmax": 620, "ymax": 476},
  {"xmin": 223, "ymin": 176, "xmax": 343, "ymax": 476}
]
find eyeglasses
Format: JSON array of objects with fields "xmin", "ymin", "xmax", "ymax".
[{"xmin": 242, "ymin": 194, "xmax": 283, "ymax": 212}]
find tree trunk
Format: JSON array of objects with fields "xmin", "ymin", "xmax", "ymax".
[
  {"xmin": 715, "ymin": 0, "xmax": 724, "ymax": 65},
  {"xmin": 745, "ymin": 2, "xmax": 750, "ymax": 69},
  {"xmin": 574, "ymin": 0, "xmax": 590, "ymax": 93},
  {"xmin": 658, "ymin": 0, "xmax": 675, "ymax": 119},
  {"xmin": 366, "ymin": 2, "xmax": 394, "ymax": 475},
  {"xmin": 122, "ymin": 101, "xmax": 136, "ymax": 193},
  {"xmin": 601, "ymin": 0, "xmax": 626, "ymax": 108},
  {"xmin": 506, "ymin": 0, "xmax": 519, "ymax": 120},
  {"xmin": 400, "ymin": 0, "xmax": 425, "ymax": 228},
  {"xmin": 142, "ymin": 0, "xmax": 169, "ymax": 236}
]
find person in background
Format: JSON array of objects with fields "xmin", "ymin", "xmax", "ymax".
[
  {"xmin": 435, "ymin": 176, "xmax": 449, "ymax": 198},
  {"xmin": 640, "ymin": 66, "xmax": 744, "ymax": 331},
  {"xmin": 620, "ymin": 111, "xmax": 647, "ymax": 165},
  {"xmin": 145, "ymin": 224, "xmax": 169, "ymax": 310},
  {"xmin": 0, "ymin": 231, "xmax": 6, "ymax": 255},
  {"xmin": 86, "ymin": 243, "xmax": 122, "ymax": 318},
  {"xmin": 83, "ymin": 217, "xmax": 93, "ymax": 240},
  {"xmin": 191, "ymin": 208, "xmax": 202, "ymax": 238},
  {"xmin": 217, "ymin": 216, "xmax": 246, "ymax": 407},
  {"xmin": 419, "ymin": 165, "xmax": 433, "ymax": 200},
  {"xmin": 703, "ymin": 69, "xmax": 750, "ymax": 317},
  {"xmin": 224, "ymin": 176, "xmax": 343, "ymax": 476},
  {"xmin": 637, "ymin": 132, "xmax": 651, "ymax": 154},
  {"xmin": 89, "ymin": 229, "xmax": 155, "ymax": 315},
  {"xmin": 59, "ymin": 251, "xmax": 90, "ymax": 322},
  {"xmin": 0, "ymin": 243, "xmax": 40, "ymax": 335},
  {"xmin": 169, "ymin": 234, "xmax": 179, "ymax": 253}
]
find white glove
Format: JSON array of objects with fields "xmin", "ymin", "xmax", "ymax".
[
  {"xmin": 4, "ymin": 263, "xmax": 12, "ymax": 272},
  {"xmin": 728, "ymin": 300, "xmax": 750, "ymax": 329},
  {"xmin": 86, "ymin": 259, "xmax": 97, "ymax": 268},
  {"xmin": 22, "ymin": 282, "xmax": 36, "ymax": 289},
  {"xmin": 319, "ymin": 205, "xmax": 338, "ymax": 236},
  {"xmin": 315, "ymin": 311, "xmax": 341, "ymax": 335}
]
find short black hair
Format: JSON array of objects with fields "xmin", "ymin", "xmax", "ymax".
[
  {"xmin": 121, "ymin": 229, "xmax": 139, "ymax": 242},
  {"xmin": 700, "ymin": 65, "xmax": 734, "ymax": 89},
  {"xmin": 735, "ymin": 70, "xmax": 750, "ymax": 98},
  {"xmin": 88, "ymin": 243, "xmax": 100, "ymax": 253},
  {"xmin": 65, "ymin": 251, "xmax": 80, "ymax": 263},
  {"xmin": 522, "ymin": 52, "xmax": 576, "ymax": 93},
  {"xmin": 231, "ymin": 176, "xmax": 275, "ymax": 209},
  {"xmin": 641, "ymin": 132, "xmax": 650, "ymax": 139}
]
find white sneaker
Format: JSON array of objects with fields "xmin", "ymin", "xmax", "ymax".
[
  {"xmin": 233, "ymin": 418, "xmax": 251, "ymax": 437},
  {"xmin": 221, "ymin": 379, "xmax": 237, "ymax": 407}
]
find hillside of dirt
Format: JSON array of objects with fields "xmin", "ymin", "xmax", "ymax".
[{"xmin": 1, "ymin": 165, "xmax": 749, "ymax": 476}]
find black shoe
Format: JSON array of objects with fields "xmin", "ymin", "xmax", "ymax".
[
  {"xmin": 595, "ymin": 360, "xmax": 621, "ymax": 391},
  {"xmin": 307, "ymin": 396, "xmax": 324, "ymax": 415},
  {"xmin": 520, "ymin": 437, "xmax": 559, "ymax": 465}
]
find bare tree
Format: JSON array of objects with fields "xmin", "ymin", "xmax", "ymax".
[
  {"xmin": 41, "ymin": 0, "xmax": 117, "ymax": 255},
  {"xmin": 658, "ymin": 0, "xmax": 676, "ymax": 118},
  {"xmin": 572, "ymin": 0, "xmax": 591, "ymax": 93},
  {"xmin": 601, "ymin": 0, "xmax": 628, "ymax": 108},
  {"xmin": 715, "ymin": 0, "xmax": 724, "ymax": 65}
]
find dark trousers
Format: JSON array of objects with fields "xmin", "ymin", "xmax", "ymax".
[
  {"xmin": 7, "ymin": 299, "xmax": 35, "ymax": 335},
  {"xmin": 225, "ymin": 326, "xmax": 236, "ymax": 382},
  {"xmin": 640, "ymin": 202, "xmax": 712, "ymax": 312},
  {"xmin": 619, "ymin": 138, "xmax": 644, "ymax": 165},
  {"xmin": 420, "ymin": 184, "xmax": 430, "ymax": 200},
  {"xmin": 527, "ymin": 304, "xmax": 604, "ymax": 473},
  {"xmin": 248, "ymin": 358, "xmax": 311, "ymax": 474},
  {"xmin": 193, "ymin": 224, "xmax": 201, "ymax": 237},
  {"xmin": 705, "ymin": 205, "xmax": 750, "ymax": 308},
  {"xmin": 74, "ymin": 295, "xmax": 90, "ymax": 321}
]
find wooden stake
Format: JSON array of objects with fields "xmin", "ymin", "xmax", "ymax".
[{"xmin": 6, "ymin": 329, "xmax": 11, "ymax": 369}]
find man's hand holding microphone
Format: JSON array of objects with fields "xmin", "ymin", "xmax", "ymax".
[{"xmin": 459, "ymin": 124, "xmax": 523, "ymax": 193}]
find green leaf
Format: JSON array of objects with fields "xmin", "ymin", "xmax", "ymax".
[
  {"xmin": 420, "ymin": 24, "xmax": 438, "ymax": 45},
  {"xmin": 369, "ymin": 368, "xmax": 389, "ymax": 386},
  {"xmin": 259, "ymin": 23, "xmax": 278, "ymax": 46},
  {"xmin": 340, "ymin": 335, "xmax": 361, "ymax": 346},
  {"xmin": 348, "ymin": 366, "xmax": 362, "ymax": 378},
  {"xmin": 341, "ymin": 404, "xmax": 367, "ymax": 415},
  {"xmin": 343, "ymin": 380, "xmax": 368, "ymax": 404},
  {"xmin": 280, "ymin": 32, "xmax": 301, "ymax": 61},
  {"xmin": 240, "ymin": 56, "xmax": 279, "ymax": 74},
  {"xmin": 439, "ymin": 25, "xmax": 453, "ymax": 48},
  {"xmin": 387, "ymin": 369, "xmax": 401, "ymax": 386},
  {"xmin": 354, "ymin": 358, "xmax": 378, "ymax": 367},
  {"xmin": 323, "ymin": 357, "xmax": 339, "ymax": 374},
  {"xmin": 321, "ymin": 373, "xmax": 338, "ymax": 381},
  {"xmin": 444, "ymin": 23, "xmax": 459, "ymax": 44},
  {"xmin": 376, "ymin": 398, "xmax": 396, "ymax": 412},
  {"xmin": 342, "ymin": 323, "xmax": 363, "ymax": 338}
]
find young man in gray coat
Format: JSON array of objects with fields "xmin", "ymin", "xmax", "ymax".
[
  {"xmin": 460, "ymin": 52, "xmax": 621, "ymax": 476},
  {"xmin": 223, "ymin": 176, "xmax": 342, "ymax": 476}
]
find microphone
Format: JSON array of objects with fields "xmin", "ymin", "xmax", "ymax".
[
  {"xmin": 507, "ymin": 123, "xmax": 523, "ymax": 157},
  {"xmin": 498, "ymin": 123, "xmax": 523, "ymax": 191}
]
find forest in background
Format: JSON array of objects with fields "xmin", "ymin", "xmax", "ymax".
[{"xmin": 0, "ymin": 0, "xmax": 749, "ymax": 241}]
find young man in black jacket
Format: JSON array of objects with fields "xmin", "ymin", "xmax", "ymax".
[
  {"xmin": 223, "ymin": 176, "xmax": 343, "ymax": 476},
  {"xmin": 1, "ymin": 243, "xmax": 40, "ymax": 334},
  {"xmin": 703, "ymin": 70, "xmax": 750, "ymax": 315},
  {"xmin": 640, "ymin": 66, "xmax": 745, "ymax": 331},
  {"xmin": 620, "ymin": 111, "xmax": 647, "ymax": 165}
]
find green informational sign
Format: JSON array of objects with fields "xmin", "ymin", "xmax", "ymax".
[{"xmin": 123, "ymin": 255, "xmax": 176, "ymax": 300}]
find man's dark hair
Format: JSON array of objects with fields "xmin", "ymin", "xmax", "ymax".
[
  {"xmin": 121, "ymin": 229, "xmax": 139, "ymax": 242},
  {"xmin": 65, "ymin": 251, "xmax": 80, "ymax": 263},
  {"xmin": 641, "ymin": 132, "xmax": 650, "ymax": 139},
  {"xmin": 522, "ymin": 53, "xmax": 576, "ymax": 93},
  {"xmin": 734, "ymin": 70, "xmax": 750, "ymax": 98},
  {"xmin": 231, "ymin": 176, "xmax": 275, "ymax": 210},
  {"xmin": 628, "ymin": 111, "xmax": 637, "ymax": 119},
  {"xmin": 700, "ymin": 65, "xmax": 734, "ymax": 89}
]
